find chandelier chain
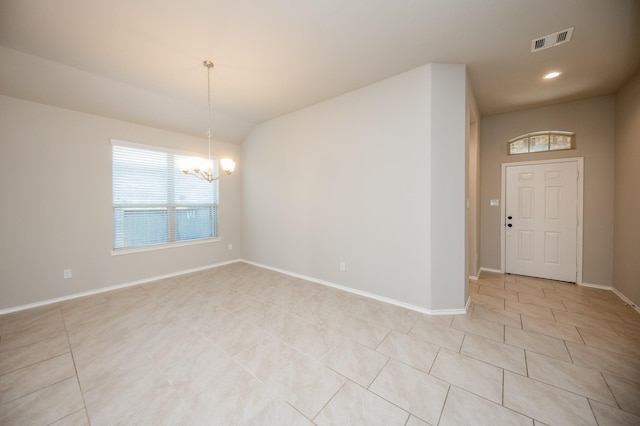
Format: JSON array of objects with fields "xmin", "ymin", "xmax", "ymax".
[{"xmin": 206, "ymin": 61, "xmax": 213, "ymax": 160}]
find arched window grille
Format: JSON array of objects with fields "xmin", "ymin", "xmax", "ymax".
[{"xmin": 508, "ymin": 131, "xmax": 575, "ymax": 155}]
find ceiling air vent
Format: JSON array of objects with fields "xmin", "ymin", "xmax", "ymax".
[{"xmin": 531, "ymin": 27, "xmax": 574, "ymax": 52}]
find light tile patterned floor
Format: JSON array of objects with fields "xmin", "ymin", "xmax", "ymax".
[{"xmin": 1, "ymin": 263, "xmax": 639, "ymax": 425}]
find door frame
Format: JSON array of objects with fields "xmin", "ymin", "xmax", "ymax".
[{"xmin": 500, "ymin": 157, "xmax": 584, "ymax": 284}]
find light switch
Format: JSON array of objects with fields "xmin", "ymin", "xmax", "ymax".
[{"xmin": 490, "ymin": 199, "xmax": 499, "ymax": 207}]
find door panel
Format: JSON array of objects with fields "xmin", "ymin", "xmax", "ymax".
[
  {"xmin": 545, "ymin": 186, "xmax": 560, "ymax": 219},
  {"xmin": 544, "ymin": 232, "xmax": 560, "ymax": 264},
  {"xmin": 518, "ymin": 231, "xmax": 534, "ymax": 261},
  {"xmin": 519, "ymin": 187, "xmax": 534, "ymax": 219},
  {"xmin": 505, "ymin": 161, "xmax": 578, "ymax": 282}
]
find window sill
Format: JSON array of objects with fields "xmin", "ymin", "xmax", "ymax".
[{"xmin": 111, "ymin": 237, "xmax": 222, "ymax": 256}]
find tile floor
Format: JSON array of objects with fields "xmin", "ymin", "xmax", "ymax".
[{"xmin": 1, "ymin": 263, "xmax": 639, "ymax": 425}]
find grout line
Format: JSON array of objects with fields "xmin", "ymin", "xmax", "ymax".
[
  {"xmin": 599, "ymin": 372, "xmax": 623, "ymax": 410},
  {"xmin": 285, "ymin": 401, "xmax": 315, "ymax": 424},
  {"xmin": 501, "ymin": 368, "xmax": 505, "ymax": 406},
  {"xmin": 310, "ymin": 378, "xmax": 346, "ymax": 422},
  {"xmin": 61, "ymin": 307, "xmax": 90, "ymax": 424},
  {"xmin": 366, "ymin": 357, "xmax": 391, "ymax": 390},
  {"xmin": 363, "ymin": 364, "xmax": 423, "ymax": 423},
  {"xmin": 435, "ymin": 383, "xmax": 452, "ymax": 425}
]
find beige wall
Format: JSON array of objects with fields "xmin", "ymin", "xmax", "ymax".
[
  {"xmin": 429, "ymin": 64, "xmax": 469, "ymax": 310},
  {"xmin": 0, "ymin": 96, "xmax": 242, "ymax": 310},
  {"xmin": 614, "ymin": 71, "xmax": 640, "ymax": 306},
  {"xmin": 480, "ymin": 96, "xmax": 615, "ymax": 286},
  {"xmin": 467, "ymin": 106, "xmax": 480, "ymax": 279},
  {"xmin": 242, "ymin": 64, "xmax": 472, "ymax": 312}
]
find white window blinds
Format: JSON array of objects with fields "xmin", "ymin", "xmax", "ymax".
[{"xmin": 112, "ymin": 142, "xmax": 219, "ymax": 250}]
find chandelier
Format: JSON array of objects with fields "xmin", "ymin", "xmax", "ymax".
[{"xmin": 182, "ymin": 60, "xmax": 236, "ymax": 182}]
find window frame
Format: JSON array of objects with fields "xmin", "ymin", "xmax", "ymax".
[
  {"xmin": 110, "ymin": 139, "xmax": 222, "ymax": 256},
  {"xmin": 507, "ymin": 131, "xmax": 575, "ymax": 155}
]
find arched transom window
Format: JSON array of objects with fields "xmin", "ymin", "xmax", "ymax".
[{"xmin": 508, "ymin": 131, "xmax": 575, "ymax": 155}]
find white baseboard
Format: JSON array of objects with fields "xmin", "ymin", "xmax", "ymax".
[
  {"xmin": 579, "ymin": 282, "xmax": 612, "ymax": 290},
  {"xmin": 611, "ymin": 288, "xmax": 640, "ymax": 314},
  {"xmin": 241, "ymin": 259, "xmax": 468, "ymax": 316},
  {"xmin": 579, "ymin": 282, "xmax": 640, "ymax": 314},
  {"xmin": 0, "ymin": 259, "xmax": 242, "ymax": 315},
  {"xmin": 2, "ymin": 258, "xmax": 473, "ymax": 317},
  {"xmin": 469, "ymin": 267, "xmax": 482, "ymax": 281},
  {"xmin": 479, "ymin": 267, "xmax": 503, "ymax": 274}
]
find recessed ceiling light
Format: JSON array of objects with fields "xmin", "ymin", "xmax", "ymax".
[{"xmin": 544, "ymin": 71, "xmax": 562, "ymax": 79}]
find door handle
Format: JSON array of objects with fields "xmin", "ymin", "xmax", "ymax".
[
  {"xmin": 507, "ymin": 224, "xmax": 513, "ymax": 227},
  {"xmin": 507, "ymin": 216, "xmax": 513, "ymax": 219}
]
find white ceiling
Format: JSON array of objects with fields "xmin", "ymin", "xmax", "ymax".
[{"xmin": 1, "ymin": 0, "xmax": 639, "ymax": 143}]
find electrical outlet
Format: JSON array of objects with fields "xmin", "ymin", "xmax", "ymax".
[
  {"xmin": 339, "ymin": 262, "xmax": 346, "ymax": 271},
  {"xmin": 63, "ymin": 269, "xmax": 72, "ymax": 279},
  {"xmin": 228, "ymin": 243, "xmax": 233, "ymax": 251}
]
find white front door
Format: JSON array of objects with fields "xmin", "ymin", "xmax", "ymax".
[{"xmin": 504, "ymin": 160, "xmax": 579, "ymax": 282}]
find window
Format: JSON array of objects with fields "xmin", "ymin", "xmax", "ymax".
[
  {"xmin": 508, "ymin": 131, "xmax": 575, "ymax": 155},
  {"xmin": 112, "ymin": 141, "xmax": 219, "ymax": 251}
]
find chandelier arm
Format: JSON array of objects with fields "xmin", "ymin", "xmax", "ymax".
[
  {"xmin": 209, "ymin": 170, "xmax": 231, "ymax": 182},
  {"xmin": 183, "ymin": 166, "xmax": 232, "ymax": 182}
]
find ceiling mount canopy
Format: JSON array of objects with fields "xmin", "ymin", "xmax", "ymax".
[{"xmin": 181, "ymin": 60, "xmax": 236, "ymax": 182}]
